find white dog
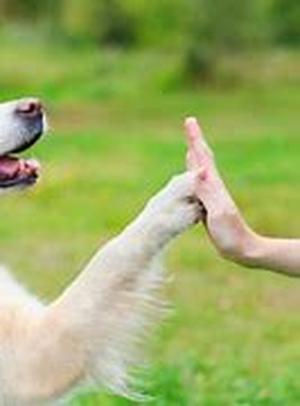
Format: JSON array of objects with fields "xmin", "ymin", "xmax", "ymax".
[{"xmin": 0, "ymin": 98, "xmax": 201, "ymax": 405}]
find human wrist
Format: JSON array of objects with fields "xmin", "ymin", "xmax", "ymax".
[
  {"xmin": 229, "ymin": 228, "xmax": 265, "ymax": 268},
  {"xmin": 210, "ymin": 209, "xmax": 261, "ymax": 267}
]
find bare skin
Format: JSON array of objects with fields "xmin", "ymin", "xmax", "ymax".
[{"xmin": 184, "ymin": 117, "xmax": 300, "ymax": 277}]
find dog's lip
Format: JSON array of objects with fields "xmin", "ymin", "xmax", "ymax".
[
  {"xmin": 0, "ymin": 155, "xmax": 41, "ymax": 186},
  {"xmin": 0, "ymin": 173, "xmax": 38, "ymax": 188},
  {"xmin": 10, "ymin": 130, "xmax": 44, "ymax": 154}
]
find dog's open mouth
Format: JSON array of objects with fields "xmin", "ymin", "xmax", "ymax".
[{"xmin": 0, "ymin": 155, "xmax": 40, "ymax": 188}]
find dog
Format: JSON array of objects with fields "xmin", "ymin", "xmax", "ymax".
[{"xmin": 0, "ymin": 98, "xmax": 202, "ymax": 404}]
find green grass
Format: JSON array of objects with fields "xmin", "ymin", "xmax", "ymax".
[{"xmin": 0, "ymin": 39, "xmax": 300, "ymax": 404}]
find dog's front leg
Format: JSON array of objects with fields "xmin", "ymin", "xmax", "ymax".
[{"xmin": 11, "ymin": 172, "xmax": 202, "ymax": 404}]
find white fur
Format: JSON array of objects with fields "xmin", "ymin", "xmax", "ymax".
[{"xmin": 0, "ymin": 99, "xmax": 201, "ymax": 404}]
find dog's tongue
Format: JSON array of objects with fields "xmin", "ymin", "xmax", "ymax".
[
  {"xmin": 0, "ymin": 156, "xmax": 40, "ymax": 181},
  {"xmin": 0, "ymin": 157, "xmax": 20, "ymax": 180}
]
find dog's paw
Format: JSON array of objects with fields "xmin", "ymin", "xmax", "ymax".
[{"xmin": 147, "ymin": 172, "xmax": 204, "ymax": 235}]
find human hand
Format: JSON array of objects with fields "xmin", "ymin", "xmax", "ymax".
[{"xmin": 184, "ymin": 117, "xmax": 258, "ymax": 262}]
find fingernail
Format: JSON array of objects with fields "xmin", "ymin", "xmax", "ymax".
[{"xmin": 185, "ymin": 117, "xmax": 198, "ymax": 127}]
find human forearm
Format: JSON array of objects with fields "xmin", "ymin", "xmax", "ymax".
[
  {"xmin": 202, "ymin": 190, "xmax": 300, "ymax": 276},
  {"xmin": 238, "ymin": 232, "xmax": 300, "ymax": 276}
]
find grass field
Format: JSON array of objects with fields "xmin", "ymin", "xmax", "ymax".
[{"xmin": 0, "ymin": 38, "xmax": 300, "ymax": 404}]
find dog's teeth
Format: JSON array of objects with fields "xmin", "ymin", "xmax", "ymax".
[
  {"xmin": 26, "ymin": 159, "xmax": 41, "ymax": 172},
  {"xmin": 19, "ymin": 159, "xmax": 26, "ymax": 173}
]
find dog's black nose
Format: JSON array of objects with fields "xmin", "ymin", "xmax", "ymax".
[{"xmin": 15, "ymin": 98, "xmax": 43, "ymax": 118}]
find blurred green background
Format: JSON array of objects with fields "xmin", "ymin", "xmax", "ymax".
[{"xmin": 0, "ymin": 0, "xmax": 299, "ymax": 404}]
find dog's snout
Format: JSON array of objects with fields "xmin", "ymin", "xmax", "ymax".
[{"xmin": 15, "ymin": 98, "xmax": 43, "ymax": 118}]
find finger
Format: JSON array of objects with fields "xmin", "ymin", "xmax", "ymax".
[
  {"xmin": 184, "ymin": 117, "xmax": 213, "ymax": 165},
  {"xmin": 186, "ymin": 149, "xmax": 199, "ymax": 171},
  {"xmin": 184, "ymin": 117, "xmax": 202, "ymax": 148},
  {"xmin": 185, "ymin": 117, "xmax": 212, "ymax": 154}
]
